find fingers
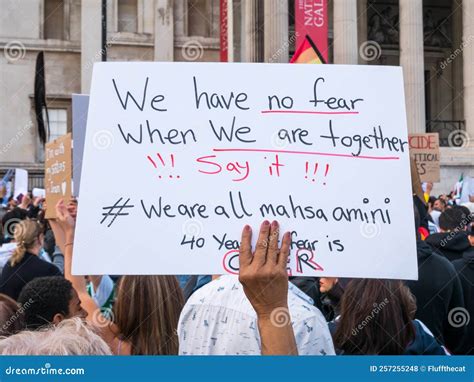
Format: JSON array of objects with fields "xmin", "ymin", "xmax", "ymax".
[
  {"xmin": 56, "ymin": 199, "xmax": 67, "ymax": 220},
  {"xmin": 266, "ymin": 221, "xmax": 280, "ymax": 265},
  {"xmin": 240, "ymin": 221, "xmax": 290, "ymax": 273},
  {"xmin": 253, "ymin": 220, "xmax": 270, "ymax": 266},
  {"xmin": 55, "ymin": 199, "xmax": 64, "ymax": 218},
  {"xmin": 239, "ymin": 224, "xmax": 253, "ymax": 267},
  {"xmin": 277, "ymin": 231, "xmax": 291, "ymax": 269}
]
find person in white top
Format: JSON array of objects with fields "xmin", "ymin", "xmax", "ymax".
[
  {"xmin": 178, "ymin": 274, "xmax": 335, "ymax": 355},
  {"xmin": 178, "ymin": 221, "xmax": 335, "ymax": 356}
]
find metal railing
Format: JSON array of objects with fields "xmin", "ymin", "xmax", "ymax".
[{"xmin": 426, "ymin": 120, "xmax": 466, "ymax": 147}]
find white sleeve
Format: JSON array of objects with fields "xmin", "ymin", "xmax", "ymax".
[
  {"xmin": 92, "ymin": 275, "xmax": 114, "ymax": 307},
  {"xmin": 292, "ymin": 315, "xmax": 336, "ymax": 356}
]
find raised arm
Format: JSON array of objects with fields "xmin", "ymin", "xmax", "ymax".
[
  {"xmin": 54, "ymin": 200, "xmax": 100, "ymax": 317},
  {"xmin": 54, "ymin": 200, "xmax": 129, "ymax": 354},
  {"xmin": 239, "ymin": 220, "xmax": 298, "ymax": 355}
]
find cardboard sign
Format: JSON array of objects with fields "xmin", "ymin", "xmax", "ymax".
[
  {"xmin": 74, "ymin": 62, "xmax": 417, "ymax": 279},
  {"xmin": 72, "ymin": 94, "xmax": 90, "ymax": 197},
  {"xmin": 45, "ymin": 134, "xmax": 72, "ymax": 218},
  {"xmin": 408, "ymin": 133, "xmax": 440, "ymax": 183},
  {"xmin": 410, "ymin": 157, "xmax": 425, "ymax": 204},
  {"xmin": 13, "ymin": 169, "xmax": 28, "ymax": 198}
]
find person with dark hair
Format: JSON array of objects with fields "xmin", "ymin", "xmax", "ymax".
[
  {"xmin": 433, "ymin": 198, "xmax": 447, "ymax": 212},
  {"xmin": 425, "ymin": 205, "xmax": 473, "ymax": 262},
  {"xmin": 17, "ymin": 276, "xmax": 86, "ymax": 329},
  {"xmin": 289, "ymin": 276, "xmax": 324, "ymax": 310},
  {"xmin": 0, "ymin": 293, "xmax": 25, "ymax": 336},
  {"xmin": 427, "ymin": 196, "xmax": 437, "ymax": 211},
  {"xmin": 333, "ymin": 279, "xmax": 447, "ymax": 355},
  {"xmin": 17, "ymin": 193, "xmax": 43, "ymax": 219},
  {"xmin": 319, "ymin": 277, "xmax": 347, "ymax": 322},
  {"xmin": 453, "ymin": 240, "xmax": 474, "ymax": 354},
  {"xmin": 406, "ymin": 207, "xmax": 466, "ymax": 354},
  {"xmin": 1, "ymin": 207, "xmax": 27, "ymax": 244},
  {"xmin": 53, "ymin": 200, "xmax": 184, "ymax": 355},
  {"xmin": 439, "ymin": 205, "xmax": 472, "ymax": 231}
]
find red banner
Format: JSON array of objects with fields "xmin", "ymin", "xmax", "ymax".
[
  {"xmin": 220, "ymin": 0, "xmax": 228, "ymax": 62},
  {"xmin": 294, "ymin": 0, "xmax": 328, "ymax": 63}
]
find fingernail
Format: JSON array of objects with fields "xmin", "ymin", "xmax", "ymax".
[
  {"xmin": 244, "ymin": 225, "xmax": 251, "ymax": 232},
  {"xmin": 271, "ymin": 220, "xmax": 278, "ymax": 229},
  {"xmin": 261, "ymin": 220, "xmax": 270, "ymax": 228}
]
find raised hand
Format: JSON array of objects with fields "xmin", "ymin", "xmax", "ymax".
[
  {"xmin": 238, "ymin": 220, "xmax": 297, "ymax": 355},
  {"xmin": 239, "ymin": 220, "xmax": 291, "ymax": 318},
  {"xmin": 55, "ymin": 199, "xmax": 75, "ymax": 236}
]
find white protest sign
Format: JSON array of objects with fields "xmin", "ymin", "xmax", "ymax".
[
  {"xmin": 14, "ymin": 169, "xmax": 28, "ymax": 198},
  {"xmin": 72, "ymin": 94, "xmax": 90, "ymax": 197},
  {"xmin": 74, "ymin": 62, "xmax": 417, "ymax": 280},
  {"xmin": 32, "ymin": 188, "xmax": 46, "ymax": 198}
]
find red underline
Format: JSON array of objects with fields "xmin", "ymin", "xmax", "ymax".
[
  {"xmin": 261, "ymin": 110, "xmax": 359, "ymax": 115},
  {"xmin": 213, "ymin": 148, "xmax": 400, "ymax": 160}
]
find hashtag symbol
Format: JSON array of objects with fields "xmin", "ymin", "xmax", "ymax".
[{"xmin": 100, "ymin": 197, "xmax": 134, "ymax": 227}]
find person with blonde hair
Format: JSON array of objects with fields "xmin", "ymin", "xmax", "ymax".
[
  {"xmin": 0, "ymin": 317, "xmax": 111, "ymax": 355},
  {"xmin": 53, "ymin": 200, "xmax": 184, "ymax": 355},
  {"xmin": 0, "ymin": 220, "xmax": 60, "ymax": 300}
]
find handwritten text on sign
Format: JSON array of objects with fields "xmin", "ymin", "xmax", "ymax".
[
  {"xmin": 45, "ymin": 133, "xmax": 72, "ymax": 219},
  {"xmin": 408, "ymin": 133, "xmax": 440, "ymax": 183},
  {"xmin": 73, "ymin": 63, "xmax": 417, "ymax": 279}
]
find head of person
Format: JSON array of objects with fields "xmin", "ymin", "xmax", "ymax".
[
  {"xmin": 319, "ymin": 277, "xmax": 338, "ymax": 293},
  {"xmin": 0, "ymin": 294, "xmax": 25, "ymax": 336},
  {"xmin": 439, "ymin": 194, "xmax": 449, "ymax": 202},
  {"xmin": 8, "ymin": 219, "xmax": 44, "ymax": 266},
  {"xmin": 333, "ymin": 279, "xmax": 416, "ymax": 355},
  {"xmin": 18, "ymin": 192, "xmax": 31, "ymax": 208},
  {"xmin": 439, "ymin": 205, "xmax": 472, "ymax": 232},
  {"xmin": 433, "ymin": 198, "xmax": 447, "ymax": 212},
  {"xmin": 7, "ymin": 197, "xmax": 18, "ymax": 210},
  {"xmin": 427, "ymin": 196, "xmax": 436, "ymax": 210},
  {"xmin": 0, "ymin": 317, "xmax": 112, "ymax": 355},
  {"xmin": 113, "ymin": 275, "xmax": 184, "ymax": 355},
  {"xmin": 17, "ymin": 276, "xmax": 87, "ymax": 330},
  {"xmin": 1, "ymin": 207, "xmax": 27, "ymax": 244}
]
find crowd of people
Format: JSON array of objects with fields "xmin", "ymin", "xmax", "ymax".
[{"xmin": 0, "ymin": 179, "xmax": 472, "ymax": 356}]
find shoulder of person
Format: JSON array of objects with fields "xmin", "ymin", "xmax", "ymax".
[
  {"xmin": 183, "ymin": 275, "xmax": 241, "ymax": 311},
  {"xmin": 34, "ymin": 255, "xmax": 62, "ymax": 275},
  {"xmin": 427, "ymin": 249, "xmax": 458, "ymax": 275}
]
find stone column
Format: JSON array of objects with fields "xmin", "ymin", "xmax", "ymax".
[
  {"xmin": 399, "ymin": 0, "xmax": 425, "ymax": 133},
  {"xmin": 333, "ymin": 0, "xmax": 358, "ymax": 64},
  {"xmin": 81, "ymin": 0, "xmax": 102, "ymax": 93},
  {"xmin": 357, "ymin": 0, "xmax": 368, "ymax": 64},
  {"xmin": 154, "ymin": 0, "xmax": 173, "ymax": 61},
  {"xmin": 264, "ymin": 0, "xmax": 288, "ymax": 63},
  {"xmin": 451, "ymin": 0, "xmax": 463, "ymax": 121},
  {"xmin": 174, "ymin": 0, "xmax": 188, "ymax": 37},
  {"xmin": 241, "ymin": 0, "xmax": 260, "ymax": 62},
  {"xmin": 463, "ymin": 0, "xmax": 474, "ymax": 143}
]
